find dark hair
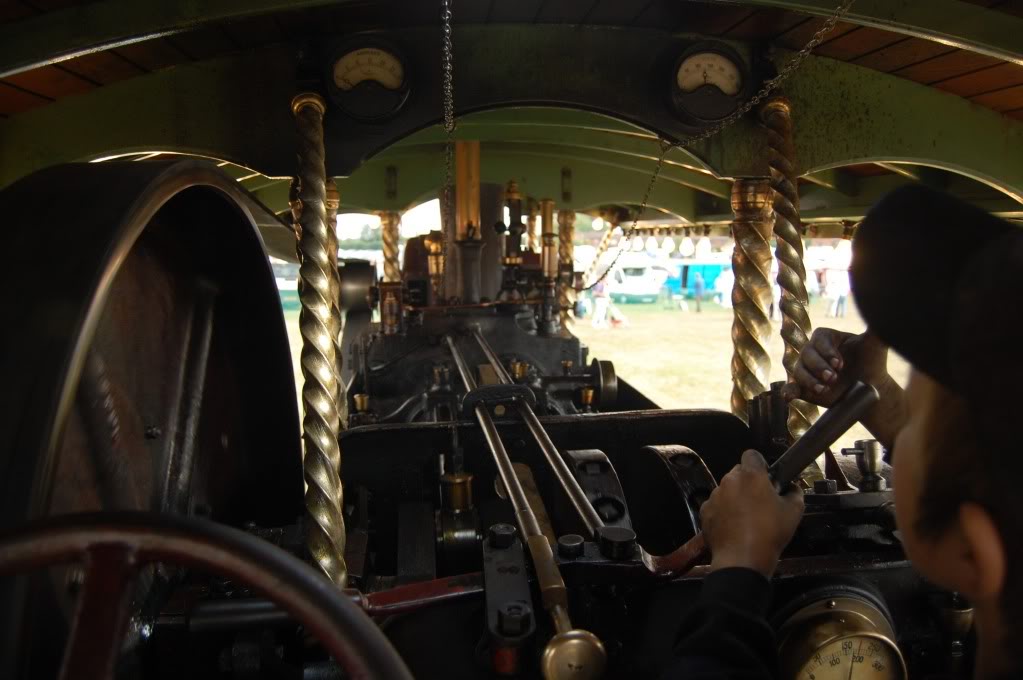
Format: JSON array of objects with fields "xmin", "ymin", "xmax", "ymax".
[{"xmin": 915, "ymin": 381, "xmax": 1023, "ymax": 644}]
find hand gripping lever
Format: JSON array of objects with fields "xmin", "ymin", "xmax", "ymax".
[{"xmin": 641, "ymin": 381, "xmax": 881, "ymax": 578}]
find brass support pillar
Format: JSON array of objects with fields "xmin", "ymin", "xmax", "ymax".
[
  {"xmin": 526, "ymin": 198, "xmax": 539, "ymax": 253},
  {"xmin": 729, "ymin": 179, "xmax": 774, "ymax": 421},
  {"xmin": 760, "ymin": 96, "xmax": 818, "ymax": 438},
  {"xmin": 291, "ymin": 93, "xmax": 346, "ymax": 587},
  {"xmin": 583, "ymin": 218, "xmax": 619, "ymax": 287},
  {"xmin": 539, "ymin": 199, "xmax": 559, "ymax": 335},
  {"xmin": 557, "ymin": 209, "xmax": 576, "ymax": 330},
  {"xmin": 379, "ymin": 210, "xmax": 401, "ymax": 283}
]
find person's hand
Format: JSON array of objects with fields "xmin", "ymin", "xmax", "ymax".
[
  {"xmin": 700, "ymin": 450, "xmax": 804, "ymax": 578},
  {"xmin": 781, "ymin": 329, "xmax": 890, "ymax": 407}
]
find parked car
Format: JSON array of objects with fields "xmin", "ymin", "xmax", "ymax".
[{"xmin": 607, "ymin": 260, "xmax": 668, "ymax": 303}]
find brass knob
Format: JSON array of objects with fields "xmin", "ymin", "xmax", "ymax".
[
  {"xmin": 541, "ymin": 629, "xmax": 606, "ymax": 680},
  {"xmin": 353, "ymin": 393, "xmax": 370, "ymax": 413},
  {"xmin": 579, "ymin": 387, "xmax": 595, "ymax": 407}
]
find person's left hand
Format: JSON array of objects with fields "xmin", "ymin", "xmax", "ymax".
[{"xmin": 699, "ymin": 450, "xmax": 805, "ymax": 578}]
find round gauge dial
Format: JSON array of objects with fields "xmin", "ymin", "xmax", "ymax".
[
  {"xmin": 796, "ymin": 634, "xmax": 904, "ymax": 679},
  {"xmin": 676, "ymin": 52, "xmax": 742, "ymax": 95},
  {"xmin": 333, "ymin": 47, "xmax": 405, "ymax": 91},
  {"xmin": 325, "ymin": 39, "xmax": 411, "ymax": 121},
  {"xmin": 777, "ymin": 595, "xmax": 907, "ymax": 680},
  {"xmin": 668, "ymin": 42, "xmax": 750, "ymax": 123}
]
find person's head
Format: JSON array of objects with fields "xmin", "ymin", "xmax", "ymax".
[{"xmin": 852, "ymin": 185, "xmax": 1023, "ymax": 653}]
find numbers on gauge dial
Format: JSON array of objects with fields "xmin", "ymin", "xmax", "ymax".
[
  {"xmin": 333, "ymin": 48, "xmax": 404, "ymax": 91},
  {"xmin": 800, "ymin": 637, "xmax": 903, "ymax": 679},
  {"xmin": 676, "ymin": 52, "xmax": 742, "ymax": 96}
]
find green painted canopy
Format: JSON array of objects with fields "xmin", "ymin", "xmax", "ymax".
[{"xmin": 0, "ymin": 0, "xmax": 1020, "ymax": 245}]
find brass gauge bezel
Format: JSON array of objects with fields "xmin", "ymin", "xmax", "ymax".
[
  {"xmin": 777, "ymin": 596, "xmax": 908, "ymax": 679},
  {"xmin": 668, "ymin": 41, "xmax": 752, "ymax": 124},
  {"xmin": 324, "ymin": 37, "xmax": 411, "ymax": 122}
]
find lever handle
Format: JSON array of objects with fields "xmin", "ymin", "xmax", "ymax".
[
  {"xmin": 642, "ymin": 380, "xmax": 881, "ymax": 578},
  {"xmin": 767, "ymin": 381, "xmax": 880, "ymax": 492}
]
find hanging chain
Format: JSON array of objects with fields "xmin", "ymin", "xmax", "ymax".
[
  {"xmin": 582, "ymin": 0, "xmax": 856, "ymax": 290},
  {"xmin": 441, "ymin": 0, "xmax": 456, "ymax": 243}
]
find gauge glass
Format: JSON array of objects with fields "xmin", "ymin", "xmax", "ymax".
[
  {"xmin": 333, "ymin": 48, "xmax": 404, "ymax": 91},
  {"xmin": 676, "ymin": 52, "xmax": 742, "ymax": 95},
  {"xmin": 797, "ymin": 635, "xmax": 904, "ymax": 680}
]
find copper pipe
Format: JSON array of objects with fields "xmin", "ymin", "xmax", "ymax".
[
  {"xmin": 760, "ymin": 96, "xmax": 818, "ymax": 438},
  {"xmin": 729, "ymin": 179, "xmax": 774, "ymax": 421},
  {"xmin": 292, "ymin": 92, "xmax": 346, "ymax": 587}
]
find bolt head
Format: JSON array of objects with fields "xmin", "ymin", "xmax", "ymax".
[
  {"xmin": 596, "ymin": 525, "xmax": 637, "ymax": 561},
  {"xmin": 488, "ymin": 523, "xmax": 517, "ymax": 549},
  {"xmin": 498, "ymin": 601, "xmax": 532, "ymax": 636},
  {"xmin": 558, "ymin": 534, "xmax": 585, "ymax": 559}
]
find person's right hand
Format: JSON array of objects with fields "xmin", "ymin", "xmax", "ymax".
[{"xmin": 781, "ymin": 329, "xmax": 889, "ymax": 407}]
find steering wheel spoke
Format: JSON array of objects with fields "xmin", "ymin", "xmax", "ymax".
[
  {"xmin": 0, "ymin": 512, "xmax": 413, "ymax": 680},
  {"xmin": 60, "ymin": 544, "xmax": 140, "ymax": 680}
]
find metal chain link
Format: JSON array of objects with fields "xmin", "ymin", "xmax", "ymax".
[
  {"xmin": 582, "ymin": 0, "xmax": 856, "ymax": 290},
  {"xmin": 441, "ymin": 0, "xmax": 456, "ymax": 248}
]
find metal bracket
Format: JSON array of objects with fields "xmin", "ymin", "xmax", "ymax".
[
  {"xmin": 564, "ymin": 449, "xmax": 633, "ymax": 530},
  {"xmin": 461, "ymin": 384, "xmax": 536, "ymax": 417},
  {"xmin": 481, "ymin": 524, "xmax": 536, "ymax": 675}
]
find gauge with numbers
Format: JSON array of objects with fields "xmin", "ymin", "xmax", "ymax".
[
  {"xmin": 777, "ymin": 595, "xmax": 907, "ymax": 680},
  {"xmin": 325, "ymin": 39, "xmax": 410, "ymax": 121},
  {"xmin": 668, "ymin": 41, "xmax": 751, "ymax": 123}
]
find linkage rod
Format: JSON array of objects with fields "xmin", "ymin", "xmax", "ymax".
[
  {"xmin": 445, "ymin": 333, "xmax": 606, "ymax": 680},
  {"xmin": 469, "ymin": 325, "xmax": 604, "ymax": 537},
  {"xmin": 445, "ymin": 334, "xmax": 541, "ymax": 538}
]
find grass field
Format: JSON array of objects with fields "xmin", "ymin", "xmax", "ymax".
[{"xmin": 282, "ymin": 296, "xmax": 908, "ymax": 451}]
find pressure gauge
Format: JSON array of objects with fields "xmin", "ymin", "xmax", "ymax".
[
  {"xmin": 325, "ymin": 39, "xmax": 410, "ymax": 121},
  {"xmin": 777, "ymin": 594, "xmax": 907, "ymax": 680},
  {"xmin": 669, "ymin": 42, "xmax": 751, "ymax": 123}
]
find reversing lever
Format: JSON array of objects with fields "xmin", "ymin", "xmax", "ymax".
[{"xmin": 641, "ymin": 381, "xmax": 880, "ymax": 578}]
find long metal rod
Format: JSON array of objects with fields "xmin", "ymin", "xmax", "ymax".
[
  {"xmin": 469, "ymin": 326, "xmax": 604, "ymax": 537},
  {"xmin": 444, "ymin": 335, "xmax": 605, "ymax": 677},
  {"xmin": 162, "ymin": 280, "xmax": 217, "ymax": 515},
  {"xmin": 444, "ymin": 334, "xmax": 541, "ymax": 538}
]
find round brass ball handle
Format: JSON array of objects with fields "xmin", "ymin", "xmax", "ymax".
[{"xmin": 0, "ymin": 512, "xmax": 413, "ymax": 680}]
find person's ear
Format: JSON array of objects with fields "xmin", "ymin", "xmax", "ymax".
[{"xmin": 954, "ymin": 503, "xmax": 1007, "ymax": 601}]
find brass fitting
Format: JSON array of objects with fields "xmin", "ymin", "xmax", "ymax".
[
  {"xmin": 441, "ymin": 472, "xmax": 474, "ymax": 512},
  {"xmin": 353, "ymin": 393, "xmax": 370, "ymax": 413}
]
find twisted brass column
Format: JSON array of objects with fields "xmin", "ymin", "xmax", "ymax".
[
  {"xmin": 583, "ymin": 219, "xmax": 619, "ymax": 287},
  {"xmin": 291, "ymin": 93, "xmax": 346, "ymax": 587},
  {"xmin": 760, "ymin": 96, "xmax": 818, "ymax": 438},
  {"xmin": 730, "ymin": 179, "xmax": 775, "ymax": 421},
  {"xmin": 557, "ymin": 209, "xmax": 576, "ymax": 330},
  {"xmin": 379, "ymin": 210, "xmax": 401, "ymax": 283}
]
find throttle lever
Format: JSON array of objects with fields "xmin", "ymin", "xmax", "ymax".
[
  {"xmin": 767, "ymin": 381, "xmax": 880, "ymax": 492},
  {"xmin": 641, "ymin": 381, "xmax": 880, "ymax": 578}
]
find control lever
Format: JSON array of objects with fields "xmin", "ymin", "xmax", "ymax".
[
  {"xmin": 641, "ymin": 381, "xmax": 880, "ymax": 578},
  {"xmin": 444, "ymin": 335, "xmax": 606, "ymax": 680}
]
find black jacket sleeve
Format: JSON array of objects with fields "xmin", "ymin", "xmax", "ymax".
[{"xmin": 661, "ymin": 567, "xmax": 779, "ymax": 679}]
